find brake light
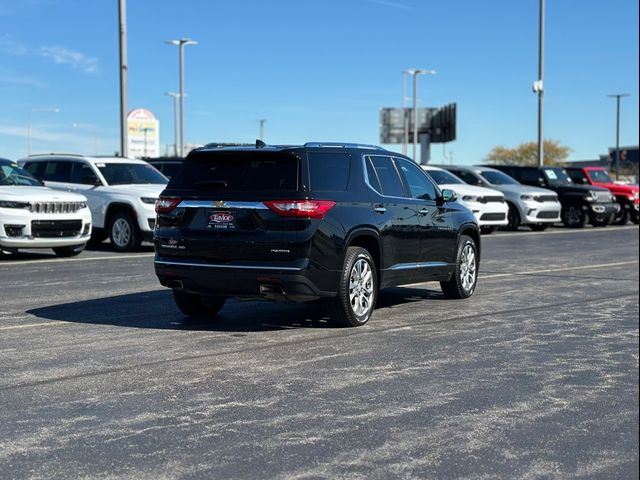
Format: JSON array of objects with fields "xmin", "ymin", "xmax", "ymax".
[
  {"xmin": 155, "ymin": 197, "xmax": 182, "ymax": 213},
  {"xmin": 263, "ymin": 200, "xmax": 336, "ymax": 219}
]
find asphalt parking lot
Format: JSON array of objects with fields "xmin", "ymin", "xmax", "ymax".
[{"xmin": 0, "ymin": 225, "xmax": 638, "ymax": 479}]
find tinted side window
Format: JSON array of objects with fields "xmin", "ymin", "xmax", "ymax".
[
  {"xmin": 308, "ymin": 153, "xmax": 350, "ymax": 191},
  {"xmin": 369, "ymin": 156, "xmax": 406, "ymax": 197},
  {"xmin": 520, "ymin": 168, "xmax": 542, "ymax": 184},
  {"xmin": 70, "ymin": 162, "xmax": 99, "ymax": 185},
  {"xmin": 458, "ymin": 171, "xmax": 482, "ymax": 186},
  {"xmin": 43, "ymin": 161, "xmax": 73, "ymax": 182},
  {"xmin": 396, "ymin": 159, "xmax": 438, "ymax": 201},
  {"xmin": 24, "ymin": 161, "xmax": 46, "ymax": 178},
  {"xmin": 365, "ymin": 157, "xmax": 383, "ymax": 194}
]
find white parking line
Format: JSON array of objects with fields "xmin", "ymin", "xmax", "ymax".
[
  {"xmin": 403, "ymin": 260, "xmax": 639, "ymax": 287},
  {"xmin": 0, "ymin": 321, "xmax": 73, "ymax": 331},
  {"xmin": 481, "ymin": 260, "xmax": 639, "ymax": 279},
  {"xmin": 486, "ymin": 225, "xmax": 638, "ymax": 238},
  {"xmin": 0, "ymin": 252, "xmax": 155, "ymax": 267}
]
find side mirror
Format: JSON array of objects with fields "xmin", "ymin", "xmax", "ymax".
[
  {"xmin": 440, "ymin": 189, "xmax": 457, "ymax": 203},
  {"xmin": 83, "ymin": 176, "xmax": 102, "ymax": 186}
]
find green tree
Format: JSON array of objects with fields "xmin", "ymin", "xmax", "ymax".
[{"xmin": 485, "ymin": 140, "xmax": 571, "ymax": 166}]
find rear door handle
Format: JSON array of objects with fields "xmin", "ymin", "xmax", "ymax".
[{"xmin": 373, "ymin": 204, "xmax": 387, "ymax": 214}]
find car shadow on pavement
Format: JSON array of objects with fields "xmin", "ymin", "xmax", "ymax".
[
  {"xmin": 84, "ymin": 241, "xmax": 154, "ymax": 253},
  {"xmin": 26, "ymin": 286, "xmax": 446, "ymax": 332}
]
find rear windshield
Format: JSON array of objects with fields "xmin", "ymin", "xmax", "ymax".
[{"xmin": 169, "ymin": 152, "xmax": 299, "ymax": 191}]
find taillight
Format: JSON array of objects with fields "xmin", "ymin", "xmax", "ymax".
[
  {"xmin": 155, "ymin": 197, "xmax": 181, "ymax": 213},
  {"xmin": 263, "ymin": 200, "xmax": 336, "ymax": 219}
]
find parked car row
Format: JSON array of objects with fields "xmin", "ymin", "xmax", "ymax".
[{"xmin": 1, "ymin": 155, "xmax": 167, "ymax": 255}]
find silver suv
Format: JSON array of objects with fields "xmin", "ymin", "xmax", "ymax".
[{"xmin": 442, "ymin": 165, "xmax": 561, "ymax": 231}]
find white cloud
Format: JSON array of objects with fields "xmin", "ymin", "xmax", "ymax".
[
  {"xmin": 39, "ymin": 45, "xmax": 99, "ymax": 74},
  {"xmin": 0, "ymin": 36, "xmax": 28, "ymax": 55},
  {"xmin": 0, "ymin": 68, "xmax": 43, "ymax": 87}
]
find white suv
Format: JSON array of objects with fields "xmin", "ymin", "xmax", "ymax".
[
  {"xmin": 20, "ymin": 155, "xmax": 167, "ymax": 251},
  {"xmin": 422, "ymin": 166, "xmax": 508, "ymax": 234},
  {"xmin": 1, "ymin": 158, "xmax": 91, "ymax": 256}
]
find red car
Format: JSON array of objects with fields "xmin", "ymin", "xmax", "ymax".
[{"xmin": 566, "ymin": 166, "xmax": 639, "ymax": 225}]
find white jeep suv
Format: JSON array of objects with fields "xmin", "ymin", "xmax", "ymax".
[
  {"xmin": 422, "ymin": 165, "xmax": 508, "ymax": 234},
  {"xmin": 20, "ymin": 155, "xmax": 167, "ymax": 251},
  {"xmin": 1, "ymin": 158, "xmax": 91, "ymax": 256}
]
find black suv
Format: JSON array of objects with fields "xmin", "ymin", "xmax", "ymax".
[
  {"xmin": 154, "ymin": 142, "xmax": 480, "ymax": 326},
  {"xmin": 487, "ymin": 165, "xmax": 619, "ymax": 228}
]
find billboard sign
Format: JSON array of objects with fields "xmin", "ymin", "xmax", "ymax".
[
  {"xmin": 127, "ymin": 108, "xmax": 160, "ymax": 158},
  {"xmin": 379, "ymin": 103, "xmax": 456, "ymax": 144}
]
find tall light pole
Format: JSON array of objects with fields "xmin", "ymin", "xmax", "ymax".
[
  {"xmin": 165, "ymin": 92, "xmax": 180, "ymax": 156},
  {"xmin": 165, "ymin": 38, "xmax": 197, "ymax": 157},
  {"xmin": 258, "ymin": 119, "xmax": 267, "ymax": 141},
  {"xmin": 28, "ymin": 107, "xmax": 59, "ymax": 156},
  {"xmin": 402, "ymin": 71, "xmax": 409, "ymax": 155},
  {"xmin": 534, "ymin": 0, "xmax": 545, "ymax": 166},
  {"xmin": 607, "ymin": 93, "xmax": 630, "ymax": 180},
  {"xmin": 118, "ymin": 0, "xmax": 128, "ymax": 157},
  {"xmin": 408, "ymin": 69, "xmax": 436, "ymax": 162}
]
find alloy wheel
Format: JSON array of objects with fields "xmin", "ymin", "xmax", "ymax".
[
  {"xmin": 112, "ymin": 218, "xmax": 131, "ymax": 248},
  {"xmin": 459, "ymin": 244, "xmax": 477, "ymax": 292},
  {"xmin": 349, "ymin": 258, "xmax": 374, "ymax": 317}
]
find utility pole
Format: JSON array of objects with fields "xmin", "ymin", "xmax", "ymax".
[
  {"xmin": 402, "ymin": 71, "xmax": 409, "ymax": 155},
  {"xmin": 118, "ymin": 0, "xmax": 128, "ymax": 157},
  {"xmin": 407, "ymin": 69, "xmax": 436, "ymax": 162},
  {"xmin": 536, "ymin": 0, "xmax": 545, "ymax": 166},
  {"xmin": 258, "ymin": 119, "xmax": 267, "ymax": 141},
  {"xmin": 165, "ymin": 39, "xmax": 197, "ymax": 157},
  {"xmin": 165, "ymin": 92, "xmax": 180, "ymax": 156},
  {"xmin": 607, "ymin": 93, "xmax": 630, "ymax": 180}
]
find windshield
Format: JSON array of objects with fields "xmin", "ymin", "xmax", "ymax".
[
  {"xmin": 543, "ymin": 167, "xmax": 573, "ymax": 185},
  {"xmin": 480, "ymin": 170, "xmax": 520, "ymax": 185},
  {"xmin": 589, "ymin": 170, "xmax": 613, "ymax": 183},
  {"xmin": 0, "ymin": 159, "xmax": 41, "ymax": 186},
  {"xmin": 98, "ymin": 163, "xmax": 167, "ymax": 185},
  {"xmin": 425, "ymin": 169, "xmax": 464, "ymax": 185}
]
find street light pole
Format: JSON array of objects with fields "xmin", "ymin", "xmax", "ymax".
[
  {"xmin": 166, "ymin": 38, "xmax": 197, "ymax": 157},
  {"xmin": 118, "ymin": 0, "xmax": 128, "ymax": 157},
  {"xmin": 402, "ymin": 71, "xmax": 409, "ymax": 155},
  {"xmin": 408, "ymin": 69, "xmax": 436, "ymax": 162},
  {"xmin": 28, "ymin": 108, "xmax": 59, "ymax": 156},
  {"xmin": 607, "ymin": 93, "xmax": 630, "ymax": 180},
  {"xmin": 537, "ymin": 0, "xmax": 545, "ymax": 166},
  {"xmin": 258, "ymin": 119, "xmax": 267, "ymax": 141},
  {"xmin": 165, "ymin": 92, "xmax": 180, "ymax": 156}
]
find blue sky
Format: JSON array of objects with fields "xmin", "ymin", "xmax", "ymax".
[{"xmin": 1, "ymin": 0, "xmax": 638, "ymax": 163}]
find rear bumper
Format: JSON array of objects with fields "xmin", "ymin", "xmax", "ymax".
[{"xmin": 154, "ymin": 256, "xmax": 338, "ymax": 302}]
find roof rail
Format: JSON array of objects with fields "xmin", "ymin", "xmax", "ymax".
[
  {"xmin": 303, "ymin": 142, "xmax": 386, "ymax": 150},
  {"xmin": 202, "ymin": 142, "xmax": 254, "ymax": 149},
  {"xmin": 27, "ymin": 153, "xmax": 87, "ymax": 158}
]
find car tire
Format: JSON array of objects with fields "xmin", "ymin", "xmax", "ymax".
[
  {"xmin": 326, "ymin": 246, "xmax": 377, "ymax": 327},
  {"xmin": 529, "ymin": 224, "xmax": 549, "ymax": 232},
  {"xmin": 631, "ymin": 210, "xmax": 639, "ymax": 224},
  {"xmin": 480, "ymin": 226, "xmax": 498, "ymax": 235},
  {"xmin": 613, "ymin": 204, "xmax": 628, "ymax": 225},
  {"xmin": 173, "ymin": 290, "xmax": 226, "ymax": 317},
  {"xmin": 561, "ymin": 205, "xmax": 586, "ymax": 228},
  {"xmin": 506, "ymin": 203, "xmax": 521, "ymax": 231},
  {"xmin": 440, "ymin": 235, "xmax": 478, "ymax": 299},
  {"xmin": 53, "ymin": 243, "xmax": 86, "ymax": 257},
  {"xmin": 108, "ymin": 211, "xmax": 142, "ymax": 252}
]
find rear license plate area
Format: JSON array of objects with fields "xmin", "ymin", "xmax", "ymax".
[{"xmin": 206, "ymin": 210, "xmax": 236, "ymax": 230}]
